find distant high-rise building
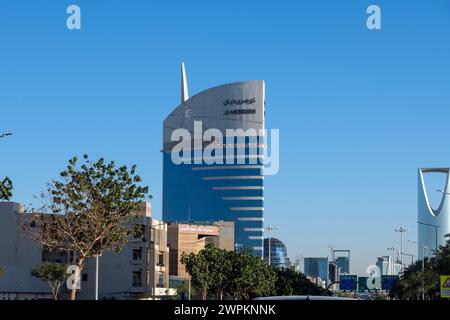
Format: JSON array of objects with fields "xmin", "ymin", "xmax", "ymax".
[
  {"xmin": 328, "ymin": 261, "xmax": 341, "ymax": 287},
  {"xmin": 162, "ymin": 64, "xmax": 266, "ymax": 256},
  {"xmin": 336, "ymin": 256, "xmax": 350, "ymax": 274},
  {"xmin": 263, "ymin": 238, "xmax": 288, "ymax": 269},
  {"xmin": 376, "ymin": 256, "xmax": 401, "ymax": 276},
  {"xmin": 304, "ymin": 257, "xmax": 329, "ymax": 285},
  {"xmin": 293, "ymin": 256, "xmax": 305, "ymax": 274},
  {"xmin": 418, "ymin": 168, "xmax": 450, "ymax": 258}
]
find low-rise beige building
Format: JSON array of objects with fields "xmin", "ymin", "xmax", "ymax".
[{"xmin": 167, "ymin": 221, "xmax": 234, "ymax": 278}]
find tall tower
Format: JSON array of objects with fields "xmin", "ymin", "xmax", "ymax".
[
  {"xmin": 418, "ymin": 168, "xmax": 450, "ymax": 258},
  {"xmin": 162, "ymin": 64, "xmax": 266, "ymax": 257}
]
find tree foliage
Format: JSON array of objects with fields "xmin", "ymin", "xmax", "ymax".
[
  {"xmin": 0, "ymin": 177, "xmax": 13, "ymax": 201},
  {"xmin": 0, "ymin": 266, "xmax": 4, "ymax": 278},
  {"xmin": 229, "ymin": 249, "xmax": 276, "ymax": 300},
  {"xmin": 31, "ymin": 262, "xmax": 68, "ymax": 300},
  {"xmin": 274, "ymin": 268, "xmax": 330, "ymax": 296},
  {"xmin": 390, "ymin": 234, "xmax": 450, "ymax": 300},
  {"xmin": 22, "ymin": 155, "xmax": 150, "ymax": 300},
  {"xmin": 181, "ymin": 245, "xmax": 277, "ymax": 300}
]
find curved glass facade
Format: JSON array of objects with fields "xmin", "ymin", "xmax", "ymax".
[
  {"xmin": 163, "ymin": 79, "xmax": 265, "ymax": 256},
  {"xmin": 263, "ymin": 238, "xmax": 288, "ymax": 269},
  {"xmin": 418, "ymin": 168, "xmax": 450, "ymax": 258}
]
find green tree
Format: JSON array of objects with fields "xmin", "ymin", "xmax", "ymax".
[
  {"xmin": 390, "ymin": 235, "xmax": 450, "ymax": 300},
  {"xmin": 201, "ymin": 245, "xmax": 233, "ymax": 300},
  {"xmin": 0, "ymin": 177, "xmax": 13, "ymax": 201},
  {"xmin": 275, "ymin": 268, "xmax": 330, "ymax": 296},
  {"xmin": 229, "ymin": 249, "xmax": 276, "ymax": 300},
  {"xmin": 0, "ymin": 266, "xmax": 5, "ymax": 278},
  {"xmin": 181, "ymin": 246, "xmax": 276, "ymax": 300},
  {"xmin": 181, "ymin": 250, "xmax": 212, "ymax": 300},
  {"xmin": 22, "ymin": 155, "xmax": 150, "ymax": 300},
  {"xmin": 31, "ymin": 262, "xmax": 68, "ymax": 300}
]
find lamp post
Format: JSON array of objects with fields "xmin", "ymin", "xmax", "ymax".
[
  {"xmin": 264, "ymin": 226, "xmax": 278, "ymax": 266},
  {"xmin": 94, "ymin": 254, "xmax": 101, "ymax": 300},
  {"xmin": 0, "ymin": 132, "xmax": 13, "ymax": 139},
  {"xmin": 409, "ymin": 240, "xmax": 429, "ymax": 300},
  {"xmin": 395, "ymin": 227, "xmax": 409, "ymax": 274},
  {"xmin": 234, "ymin": 243, "xmax": 243, "ymax": 252}
]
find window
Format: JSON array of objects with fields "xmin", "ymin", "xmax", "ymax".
[
  {"xmin": 132, "ymin": 248, "xmax": 142, "ymax": 261},
  {"xmin": 158, "ymin": 253, "xmax": 164, "ymax": 266},
  {"xmin": 82, "ymin": 273, "xmax": 88, "ymax": 281},
  {"xmin": 133, "ymin": 225, "xmax": 146, "ymax": 239},
  {"xmin": 132, "ymin": 271, "xmax": 142, "ymax": 287}
]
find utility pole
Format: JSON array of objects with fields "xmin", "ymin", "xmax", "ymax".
[
  {"xmin": 395, "ymin": 227, "xmax": 409, "ymax": 274},
  {"xmin": 94, "ymin": 254, "xmax": 101, "ymax": 300},
  {"xmin": 409, "ymin": 240, "xmax": 429, "ymax": 300},
  {"xmin": 264, "ymin": 226, "xmax": 278, "ymax": 266}
]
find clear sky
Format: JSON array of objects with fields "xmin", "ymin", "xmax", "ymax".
[{"xmin": 1, "ymin": 0, "xmax": 450, "ymax": 275}]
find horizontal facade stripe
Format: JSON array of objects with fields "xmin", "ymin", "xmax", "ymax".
[
  {"xmin": 248, "ymin": 236, "xmax": 264, "ymax": 240},
  {"xmin": 212, "ymin": 186, "xmax": 264, "ymax": 190},
  {"xmin": 244, "ymin": 228, "xmax": 265, "ymax": 232},
  {"xmin": 238, "ymin": 217, "xmax": 264, "ymax": 222},
  {"xmin": 230, "ymin": 207, "xmax": 264, "ymax": 211},
  {"xmin": 222, "ymin": 196, "xmax": 264, "ymax": 201},
  {"xmin": 190, "ymin": 155, "xmax": 263, "ymax": 162},
  {"xmin": 253, "ymin": 247, "xmax": 264, "ymax": 251},
  {"xmin": 203, "ymin": 176, "xmax": 264, "ymax": 181},
  {"xmin": 192, "ymin": 165, "xmax": 263, "ymax": 171}
]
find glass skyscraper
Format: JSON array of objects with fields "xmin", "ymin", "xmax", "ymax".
[
  {"xmin": 162, "ymin": 64, "xmax": 265, "ymax": 256},
  {"xmin": 303, "ymin": 257, "xmax": 329, "ymax": 284},
  {"xmin": 335, "ymin": 256, "xmax": 350, "ymax": 274},
  {"xmin": 263, "ymin": 238, "xmax": 288, "ymax": 269}
]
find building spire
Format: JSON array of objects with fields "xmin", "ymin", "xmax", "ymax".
[{"xmin": 181, "ymin": 62, "xmax": 189, "ymax": 103}]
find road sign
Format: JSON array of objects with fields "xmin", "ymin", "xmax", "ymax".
[
  {"xmin": 340, "ymin": 275, "xmax": 357, "ymax": 291},
  {"xmin": 440, "ymin": 275, "xmax": 450, "ymax": 298},
  {"xmin": 358, "ymin": 277, "xmax": 369, "ymax": 291},
  {"xmin": 381, "ymin": 275, "xmax": 399, "ymax": 291}
]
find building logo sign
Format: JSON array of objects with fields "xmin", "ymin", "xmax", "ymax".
[
  {"xmin": 223, "ymin": 98, "xmax": 256, "ymax": 106},
  {"xmin": 179, "ymin": 224, "xmax": 219, "ymax": 236},
  {"xmin": 223, "ymin": 109, "xmax": 256, "ymax": 116}
]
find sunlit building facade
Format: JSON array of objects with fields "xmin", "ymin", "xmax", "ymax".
[
  {"xmin": 418, "ymin": 168, "xmax": 450, "ymax": 258},
  {"xmin": 162, "ymin": 64, "xmax": 265, "ymax": 256}
]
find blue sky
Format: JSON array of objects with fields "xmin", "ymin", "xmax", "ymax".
[{"xmin": 1, "ymin": 0, "xmax": 450, "ymax": 275}]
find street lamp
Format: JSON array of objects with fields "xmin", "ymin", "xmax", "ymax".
[
  {"xmin": 234, "ymin": 243, "xmax": 243, "ymax": 252},
  {"xmin": 0, "ymin": 132, "xmax": 13, "ymax": 139},
  {"xmin": 264, "ymin": 226, "xmax": 278, "ymax": 266},
  {"xmin": 395, "ymin": 227, "xmax": 409, "ymax": 273},
  {"xmin": 94, "ymin": 254, "xmax": 101, "ymax": 300},
  {"xmin": 409, "ymin": 240, "xmax": 429, "ymax": 300}
]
